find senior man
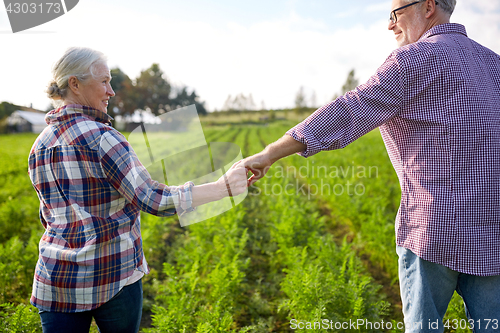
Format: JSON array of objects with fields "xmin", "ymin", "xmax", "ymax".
[{"xmin": 244, "ymin": 0, "xmax": 500, "ymax": 332}]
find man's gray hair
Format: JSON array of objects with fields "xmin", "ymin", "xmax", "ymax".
[
  {"xmin": 403, "ymin": 0, "xmax": 456, "ymax": 15},
  {"xmin": 47, "ymin": 47, "xmax": 108, "ymax": 108}
]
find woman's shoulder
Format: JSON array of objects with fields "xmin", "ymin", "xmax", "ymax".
[{"xmin": 98, "ymin": 126, "xmax": 135, "ymax": 155}]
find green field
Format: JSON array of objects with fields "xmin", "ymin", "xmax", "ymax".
[{"xmin": 0, "ymin": 116, "xmax": 470, "ymax": 332}]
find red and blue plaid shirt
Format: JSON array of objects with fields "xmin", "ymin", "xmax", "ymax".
[
  {"xmin": 288, "ymin": 24, "xmax": 500, "ymax": 276},
  {"xmin": 29, "ymin": 104, "xmax": 194, "ymax": 312}
]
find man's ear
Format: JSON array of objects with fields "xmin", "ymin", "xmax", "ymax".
[
  {"xmin": 425, "ymin": 0, "xmax": 437, "ymax": 18},
  {"xmin": 68, "ymin": 76, "xmax": 80, "ymax": 95}
]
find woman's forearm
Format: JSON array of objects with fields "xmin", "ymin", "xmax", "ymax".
[
  {"xmin": 191, "ymin": 182, "xmax": 226, "ymax": 208},
  {"xmin": 190, "ymin": 161, "xmax": 248, "ymax": 208}
]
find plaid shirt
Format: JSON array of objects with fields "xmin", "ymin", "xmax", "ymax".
[
  {"xmin": 287, "ymin": 24, "xmax": 500, "ymax": 276},
  {"xmin": 29, "ymin": 105, "xmax": 194, "ymax": 312}
]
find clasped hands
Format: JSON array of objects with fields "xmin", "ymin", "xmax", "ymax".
[
  {"xmin": 217, "ymin": 134, "xmax": 305, "ymax": 198},
  {"xmin": 217, "ymin": 151, "xmax": 274, "ymax": 198}
]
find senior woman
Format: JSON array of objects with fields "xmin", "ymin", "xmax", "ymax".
[{"xmin": 29, "ymin": 47, "xmax": 247, "ymax": 333}]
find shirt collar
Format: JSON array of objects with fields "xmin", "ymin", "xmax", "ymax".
[
  {"xmin": 45, "ymin": 104, "xmax": 114, "ymax": 126},
  {"xmin": 418, "ymin": 23, "xmax": 467, "ymax": 42}
]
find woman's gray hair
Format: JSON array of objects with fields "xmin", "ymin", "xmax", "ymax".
[
  {"xmin": 403, "ymin": 0, "xmax": 456, "ymax": 15},
  {"xmin": 47, "ymin": 47, "xmax": 107, "ymax": 107}
]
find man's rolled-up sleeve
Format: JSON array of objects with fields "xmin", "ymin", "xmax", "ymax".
[
  {"xmin": 99, "ymin": 131, "xmax": 195, "ymax": 216},
  {"xmin": 287, "ymin": 52, "xmax": 405, "ymax": 157}
]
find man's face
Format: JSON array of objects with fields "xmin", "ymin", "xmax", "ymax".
[{"xmin": 389, "ymin": 0, "xmax": 427, "ymax": 47}]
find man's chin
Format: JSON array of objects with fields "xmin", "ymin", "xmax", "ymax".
[
  {"xmin": 395, "ymin": 35, "xmax": 403, "ymax": 47},
  {"xmin": 396, "ymin": 39, "xmax": 409, "ymax": 47}
]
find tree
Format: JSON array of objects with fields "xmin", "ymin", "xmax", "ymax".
[
  {"xmin": 332, "ymin": 69, "xmax": 359, "ymax": 101},
  {"xmin": 310, "ymin": 90, "xmax": 317, "ymax": 109},
  {"xmin": 107, "ymin": 64, "xmax": 208, "ymax": 117},
  {"xmin": 341, "ymin": 69, "xmax": 359, "ymax": 94},
  {"xmin": 222, "ymin": 95, "xmax": 234, "ymax": 111},
  {"xmin": 222, "ymin": 93, "xmax": 256, "ymax": 111},
  {"xmin": 135, "ymin": 63, "xmax": 171, "ymax": 116},
  {"xmin": 108, "ymin": 67, "xmax": 139, "ymax": 117},
  {"xmin": 294, "ymin": 86, "xmax": 307, "ymax": 113},
  {"xmin": 0, "ymin": 102, "xmax": 18, "ymax": 119},
  {"xmin": 170, "ymin": 86, "xmax": 207, "ymax": 115}
]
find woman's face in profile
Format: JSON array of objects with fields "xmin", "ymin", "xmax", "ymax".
[{"xmin": 78, "ymin": 62, "xmax": 115, "ymax": 113}]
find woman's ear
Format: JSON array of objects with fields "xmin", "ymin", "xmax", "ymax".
[{"xmin": 68, "ymin": 76, "xmax": 80, "ymax": 95}]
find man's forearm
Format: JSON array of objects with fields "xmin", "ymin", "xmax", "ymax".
[{"xmin": 264, "ymin": 134, "xmax": 307, "ymax": 163}]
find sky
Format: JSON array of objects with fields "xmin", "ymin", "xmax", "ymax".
[{"xmin": 1, "ymin": 0, "xmax": 499, "ymax": 112}]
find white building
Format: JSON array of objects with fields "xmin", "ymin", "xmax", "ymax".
[{"xmin": 7, "ymin": 110, "xmax": 47, "ymax": 133}]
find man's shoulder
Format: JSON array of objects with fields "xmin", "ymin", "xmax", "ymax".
[
  {"xmin": 385, "ymin": 41, "xmax": 444, "ymax": 72},
  {"xmin": 466, "ymin": 38, "xmax": 500, "ymax": 59},
  {"xmin": 388, "ymin": 33, "xmax": 473, "ymax": 70},
  {"xmin": 400, "ymin": 23, "xmax": 499, "ymax": 59},
  {"xmin": 392, "ymin": 36, "xmax": 448, "ymax": 57}
]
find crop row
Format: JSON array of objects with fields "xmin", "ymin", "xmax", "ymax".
[
  {"xmin": 245, "ymin": 124, "xmax": 469, "ymax": 331},
  {"xmin": 140, "ymin": 123, "xmax": 390, "ymax": 332}
]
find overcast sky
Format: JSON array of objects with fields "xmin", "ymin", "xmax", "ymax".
[{"xmin": 1, "ymin": 0, "xmax": 499, "ymax": 112}]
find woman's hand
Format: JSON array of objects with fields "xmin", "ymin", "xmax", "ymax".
[
  {"xmin": 217, "ymin": 160, "xmax": 248, "ymax": 197},
  {"xmin": 191, "ymin": 161, "xmax": 248, "ymax": 208}
]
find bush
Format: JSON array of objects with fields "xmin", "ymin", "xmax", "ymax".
[
  {"xmin": 0, "ymin": 232, "xmax": 40, "ymax": 305},
  {"xmin": 0, "ymin": 303, "xmax": 42, "ymax": 333}
]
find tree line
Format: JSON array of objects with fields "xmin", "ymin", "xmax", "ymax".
[
  {"xmin": 219, "ymin": 69, "xmax": 359, "ymax": 114},
  {"xmin": 108, "ymin": 63, "xmax": 207, "ymax": 117},
  {"xmin": 0, "ymin": 63, "xmax": 207, "ymax": 123},
  {"xmin": 0, "ymin": 68, "xmax": 359, "ymax": 122},
  {"xmin": 294, "ymin": 69, "xmax": 359, "ymax": 112}
]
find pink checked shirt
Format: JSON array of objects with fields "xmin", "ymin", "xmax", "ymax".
[{"xmin": 287, "ymin": 24, "xmax": 500, "ymax": 276}]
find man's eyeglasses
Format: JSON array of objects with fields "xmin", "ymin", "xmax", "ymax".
[{"xmin": 389, "ymin": 1, "xmax": 438, "ymax": 24}]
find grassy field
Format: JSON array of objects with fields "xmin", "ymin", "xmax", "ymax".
[{"xmin": 0, "ymin": 113, "xmax": 470, "ymax": 332}]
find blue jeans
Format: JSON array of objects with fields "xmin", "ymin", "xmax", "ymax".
[
  {"xmin": 397, "ymin": 246, "xmax": 500, "ymax": 333},
  {"xmin": 39, "ymin": 279, "xmax": 143, "ymax": 333}
]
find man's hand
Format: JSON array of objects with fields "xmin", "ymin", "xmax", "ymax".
[
  {"xmin": 243, "ymin": 151, "xmax": 274, "ymax": 186},
  {"xmin": 244, "ymin": 134, "xmax": 307, "ymax": 186}
]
